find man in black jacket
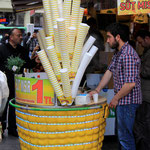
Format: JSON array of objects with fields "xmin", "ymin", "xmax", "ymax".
[
  {"xmin": 133, "ymin": 30, "xmax": 150, "ymax": 150},
  {"xmin": 0, "ymin": 28, "xmax": 37, "ymax": 137}
]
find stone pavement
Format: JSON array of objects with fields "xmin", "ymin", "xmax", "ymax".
[{"xmin": 0, "ymin": 132, "xmax": 118, "ymax": 150}]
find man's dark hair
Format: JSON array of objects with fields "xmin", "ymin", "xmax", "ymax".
[
  {"xmin": 27, "ymin": 32, "xmax": 31, "ymax": 36},
  {"xmin": 8, "ymin": 28, "xmax": 20, "ymax": 37},
  {"xmin": 86, "ymin": 17, "xmax": 97, "ymax": 28},
  {"xmin": 135, "ymin": 30, "xmax": 150, "ymax": 39},
  {"xmin": 106, "ymin": 23, "xmax": 130, "ymax": 42}
]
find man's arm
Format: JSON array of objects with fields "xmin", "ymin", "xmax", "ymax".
[
  {"xmin": 109, "ymin": 82, "xmax": 135, "ymax": 108},
  {"xmin": 89, "ymin": 70, "xmax": 112, "ymax": 96}
]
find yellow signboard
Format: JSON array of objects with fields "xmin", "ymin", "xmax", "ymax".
[
  {"xmin": 15, "ymin": 76, "xmax": 54, "ymax": 106},
  {"xmin": 118, "ymin": 0, "xmax": 150, "ymax": 15}
]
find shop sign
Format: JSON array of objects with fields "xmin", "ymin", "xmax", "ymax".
[
  {"xmin": 15, "ymin": 76, "xmax": 54, "ymax": 106},
  {"xmin": 118, "ymin": 0, "xmax": 150, "ymax": 15}
]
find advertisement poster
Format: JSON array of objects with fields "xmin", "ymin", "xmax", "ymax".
[
  {"xmin": 118, "ymin": 0, "xmax": 150, "ymax": 15},
  {"xmin": 15, "ymin": 76, "xmax": 54, "ymax": 106}
]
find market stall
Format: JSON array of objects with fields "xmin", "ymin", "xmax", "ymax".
[{"xmin": 8, "ymin": 0, "xmax": 110, "ymax": 149}]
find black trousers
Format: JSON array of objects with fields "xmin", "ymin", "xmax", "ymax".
[
  {"xmin": 133, "ymin": 101, "xmax": 150, "ymax": 150},
  {"xmin": 1, "ymin": 97, "xmax": 17, "ymax": 132}
]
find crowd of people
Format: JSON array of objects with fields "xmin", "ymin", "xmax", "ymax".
[{"xmin": 0, "ymin": 23, "xmax": 149, "ymax": 150}]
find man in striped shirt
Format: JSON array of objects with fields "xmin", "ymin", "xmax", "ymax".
[{"xmin": 90, "ymin": 23, "xmax": 142, "ymax": 150}]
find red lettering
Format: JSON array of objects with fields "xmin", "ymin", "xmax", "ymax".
[
  {"xmin": 148, "ymin": 1, "xmax": 150, "ymax": 8},
  {"xmin": 126, "ymin": 2, "xmax": 131, "ymax": 10},
  {"xmin": 145, "ymin": 1, "xmax": 148, "ymax": 9},
  {"xmin": 120, "ymin": 2, "xmax": 126, "ymax": 11},
  {"xmin": 138, "ymin": 1, "xmax": 145, "ymax": 9},
  {"xmin": 131, "ymin": 2, "xmax": 136, "ymax": 10},
  {"xmin": 32, "ymin": 80, "xmax": 43, "ymax": 103},
  {"xmin": 44, "ymin": 96, "xmax": 52, "ymax": 104}
]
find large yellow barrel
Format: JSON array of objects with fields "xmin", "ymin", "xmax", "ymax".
[{"xmin": 10, "ymin": 100, "xmax": 109, "ymax": 150}]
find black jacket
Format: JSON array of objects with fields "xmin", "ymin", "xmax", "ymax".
[
  {"xmin": 140, "ymin": 48, "xmax": 150, "ymax": 103},
  {"xmin": 0, "ymin": 43, "xmax": 37, "ymax": 99}
]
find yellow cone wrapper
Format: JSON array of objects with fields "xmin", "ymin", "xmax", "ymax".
[
  {"xmin": 42, "ymin": 0, "xmax": 54, "ymax": 36},
  {"xmin": 70, "ymin": 0, "xmax": 81, "ymax": 28},
  {"xmin": 45, "ymin": 36, "xmax": 54, "ymax": 48},
  {"xmin": 77, "ymin": 7, "xmax": 84, "ymax": 34},
  {"xmin": 60, "ymin": 68, "xmax": 72, "ymax": 105},
  {"xmin": 37, "ymin": 50, "xmax": 64, "ymax": 97},
  {"xmin": 57, "ymin": 18, "xmax": 70, "ymax": 71},
  {"xmin": 67, "ymin": 27, "xmax": 76, "ymax": 53},
  {"xmin": 70, "ymin": 23, "xmax": 90, "ymax": 78},
  {"xmin": 63, "ymin": 0, "xmax": 72, "ymax": 31},
  {"xmin": 46, "ymin": 46, "xmax": 61, "ymax": 82},
  {"xmin": 49, "ymin": 0, "xmax": 59, "ymax": 26},
  {"xmin": 38, "ymin": 29, "xmax": 47, "ymax": 50},
  {"xmin": 37, "ymin": 33, "xmax": 44, "ymax": 50},
  {"xmin": 43, "ymin": 13, "xmax": 49, "ymax": 36},
  {"xmin": 53, "ymin": 25, "xmax": 61, "ymax": 53}
]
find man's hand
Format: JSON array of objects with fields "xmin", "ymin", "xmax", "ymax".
[
  {"xmin": 89, "ymin": 90, "xmax": 98, "ymax": 98},
  {"xmin": 109, "ymin": 97, "xmax": 119, "ymax": 109}
]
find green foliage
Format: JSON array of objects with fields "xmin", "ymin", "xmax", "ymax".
[{"xmin": 6, "ymin": 56, "xmax": 25, "ymax": 74}]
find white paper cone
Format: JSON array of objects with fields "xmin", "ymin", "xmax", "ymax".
[
  {"xmin": 80, "ymin": 36, "xmax": 96, "ymax": 62},
  {"xmin": 71, "ymin": 46, "xmax": 98, "ymax": 98},
  {"xmin": 88, "ymin": 45, "xmax": 98, "ymax": 57},
  {"xmin": 71, "ymin": 53, "xmax": 92, "ymax": 98}
]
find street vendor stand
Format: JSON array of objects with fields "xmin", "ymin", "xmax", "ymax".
[
  {"xmin": 9, "ymin": 73, "xmax": 109, "ymax": 150},
  {"xmin": 10, "ymin": 97, "xmax": 108, "ymax": 150},
  {"xmin": 8, "ymin": 0, "xmax": 110, "ymax": 149}
]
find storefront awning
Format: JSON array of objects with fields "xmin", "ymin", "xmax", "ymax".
[
  {"xmin": 11, "ymin": 0, "xmax": 117, "ymax": 13},
  {"xmin": 11, "ymin": 0, "xmax": 43, "ymax": 12}
]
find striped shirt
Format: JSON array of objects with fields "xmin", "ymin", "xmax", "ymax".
[{"xmin": 108, "ymin": 42, "xmax": 142, "ymax": 105}]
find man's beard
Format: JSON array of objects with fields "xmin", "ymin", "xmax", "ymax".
[{"xmin": 111, "ymin": 39, "xmax": 119, "ymax": 50}]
